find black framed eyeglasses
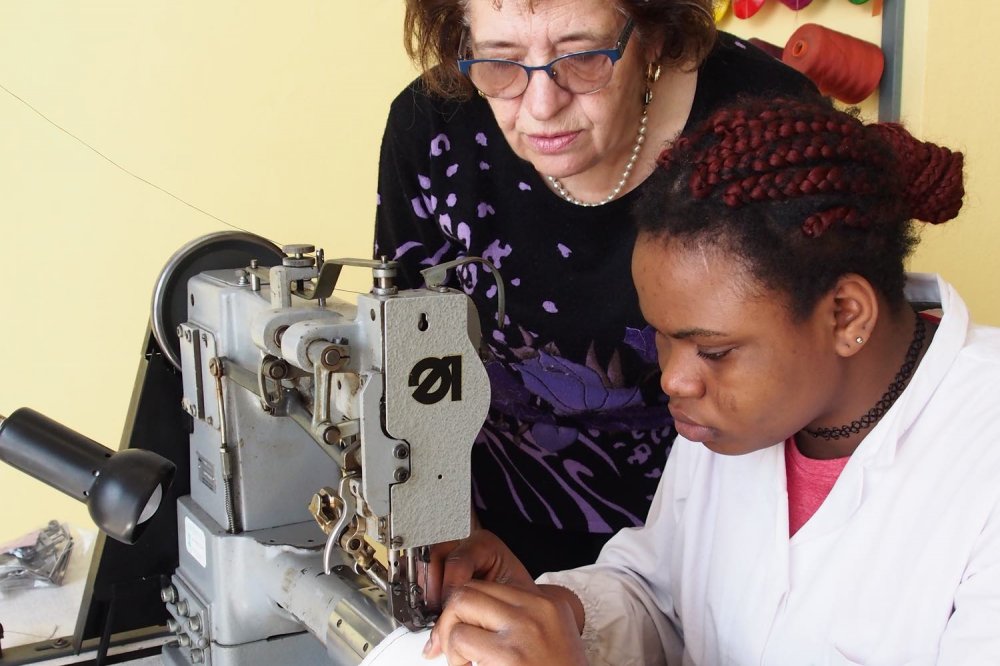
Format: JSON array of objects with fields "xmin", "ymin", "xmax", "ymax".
[{"xmin": 457, "ymin": 19, "xmax": 635, "ymax": 100}]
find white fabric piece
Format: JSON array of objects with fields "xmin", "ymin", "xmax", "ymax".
[
  {"xmin": 540, "ymin": 274, "xmax": 1000, "ymax": 665},
  {"xmin": 360, "ymin": 626, "xmax": 451, "ymax": 666}
]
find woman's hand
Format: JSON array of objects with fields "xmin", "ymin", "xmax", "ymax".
[
  {"xmin": 423, "ymin": 580, "xmax": 587, "ymax": 666},
  {"xmin": 422, "ymin": 529, "xmax": 535, "ymax": 610}
]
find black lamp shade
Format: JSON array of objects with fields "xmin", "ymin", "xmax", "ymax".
[{"xmin": 0, "ymin": 407, "xmax": 175, "ymax": 544}]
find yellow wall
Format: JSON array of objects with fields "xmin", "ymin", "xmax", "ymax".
[
  {"xmin": 0, "ymin": 2, "xmax": 415, "ymax": 539},
  {"xmin": 1, "ymin": 1, "xmax": 998, "ymax": 542},
  {"xmin": 904, "ymin": 1, "xmax": 1000, "ymax": 321}
]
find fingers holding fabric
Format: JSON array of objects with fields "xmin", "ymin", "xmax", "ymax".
[
  {"xmin": 425, "ymin": 580, "xmax": 587, "ymax": 666},
  {"xmin": 424, "ymin": 529, "xmax": 535, "ymax": 612}
]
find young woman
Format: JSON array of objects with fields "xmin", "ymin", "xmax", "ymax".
[
  {"xmin": 421, "ymin": 96, "xmax": 999, "ymax": 664},
  {"xmin": 376, "ymin": 0, "xmax": 815, "ymax": 577}
]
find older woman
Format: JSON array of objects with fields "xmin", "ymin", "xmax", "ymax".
[
  {"xmin": 375, "ymin": 0, "xmax": 814, "ymax": 577},
  {"xmin": 422, "ymin": 96, "xmax": 999, "ymax": 665}
]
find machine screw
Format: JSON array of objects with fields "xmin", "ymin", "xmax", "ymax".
[
  {"xmin": 393, "ymin": 444, "xmax": 409, "ymax": 460},
  {"xmin": 161, "ymin": 584, "xmax": 178, "ymax": 604},
  {"xmin": 393, "ymin": 468, "xmax": 409, "ymax": 483},
  {"xmin": 188, "ymin": 615, "xmax": 202, "ymax": 633},
  {"xmin": 264, "ymin": 358, "xmax": 288, "ymax": 380},
  {"xmin": 176, "ymin": 599, "xmax": 190, "ymax": 616},
  {"xmin": 196, "ymin": 637, "xmax": 209, "ymax": 649},
  {"xmin": 190, "ymin": 648, "xmax": 205, "ymax": 663},
  {"xmin": 249, "ymin": 260, "xmax": 261, "ymax": 292},
  {"xmin": 177, "ymin": 634, "xmax": 192, "ymax": 647},
  {"xmin": 167, "ymin": 619, "xmax": 180, "ymax": 633},
  {"xmin": 321, "ymin": 345, "xmax": 348, "ymax": 370},
  {"xmin": 176, "ymin": 325, "xmax": 184, "ymax": 338},
  {"xmin": 234, "ymin": 269, "xmax": 249, "ymax": 286}
]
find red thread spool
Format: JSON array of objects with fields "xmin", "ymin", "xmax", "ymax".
[
  {"xmin": 733, "ymin": 0, "xmax": 766, "ymax": 19},
  {"xmin": 782, "ymin": 23, "xmax": 884, "ymax": 104}
]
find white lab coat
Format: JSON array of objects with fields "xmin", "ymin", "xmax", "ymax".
[{"xmin": 539, "ymin": 274, "xmax": 1000, "ymax": 665}]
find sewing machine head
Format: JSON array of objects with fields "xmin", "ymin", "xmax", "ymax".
[
  {"xmin": 0, "ymin": 234, "xmax": 492, "ymax": 663},
  {"xmin": 172, "ymin": 239, "xmax": 491, "ymax": 632}
]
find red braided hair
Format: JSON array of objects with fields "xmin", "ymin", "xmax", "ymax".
[{"xmin": 659, "ymin": 99, "xmax": 965, "ymax": 238}]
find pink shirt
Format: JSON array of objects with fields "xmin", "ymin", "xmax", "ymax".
[{"xmin": 785, "ymin": 437, "xmax": 850, "ymax": 536}]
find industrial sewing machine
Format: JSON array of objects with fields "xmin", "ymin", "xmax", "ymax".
[{"xmin": 0, "ymin": 232, "xmax": 494, "ymax": 665}]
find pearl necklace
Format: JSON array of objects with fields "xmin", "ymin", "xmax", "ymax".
[{"xmin": 547, "ymin": 102, "xmax": 649, "ymax": 207}]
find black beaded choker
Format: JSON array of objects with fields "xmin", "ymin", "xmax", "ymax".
[{"xmin": 804, "ymin": 315, "xmax": 927, "ymax": 441}]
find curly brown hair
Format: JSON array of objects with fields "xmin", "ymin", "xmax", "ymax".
[
  {"xmin": 636, "ymin": 94, "xmax": 966, "ymax": 319},
  {"xmin": 403, "ymin": 0, "xmax": 717, "ymax": 99}
]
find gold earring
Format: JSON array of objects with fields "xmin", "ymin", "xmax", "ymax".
[
  {"xmin": 644, "ymin": 62, "xmax": 662, "ymax": 105},
  {"xmin": 646, "ymin": 62, "xmax": 662, "ymax": 83},
  {"xmin": 477, "ymin": 89, "xmax": 486, "ymax": 99}
]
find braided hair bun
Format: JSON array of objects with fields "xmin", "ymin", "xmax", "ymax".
[
  {"xmin": 871, "ymin": 123, "xmax": 965, "ymax": 225},
  {"xmin": 638, "ymin": 95, "xmax": 967, "ymax": 318},
  {"xmin": 658, "ymin": 97, "xmax": 965, "ymax": 238}
]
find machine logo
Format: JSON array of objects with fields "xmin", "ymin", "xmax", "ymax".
[{"xmin": 409, "ymin": 355, "xmax": 463, "ymax": 405}]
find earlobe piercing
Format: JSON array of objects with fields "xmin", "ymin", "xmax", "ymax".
[{"xmin": 856, "ymin": 336, "xmax": 865, "ymax": 344}]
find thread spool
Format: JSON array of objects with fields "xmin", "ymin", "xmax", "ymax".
[
  {"xmin": 782, "ymin": 23, "xmax": 885, "ymax": 104},
  {"xmin": 748, "ymin": 38, "xmax": 784, "ymax": 60},
  {"xmin": 733, "ymin": 0, "xmax": 766, "ymax": 19},
  {"xmin": 713, "ymin": 0, "xmax": 731, "ymax": 22},
  {"xmin": 778, "ymin": 0, "xmax": 813, "ymax": 8}
]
